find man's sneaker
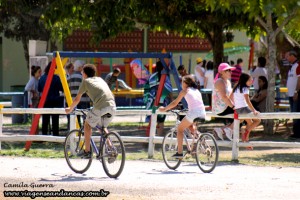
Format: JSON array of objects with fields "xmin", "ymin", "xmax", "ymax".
[
  {"xmin": 223, "ymin": 127, "xmax": 233, "ymax": 141},
  {"xmin": 288, "ymin": 135, "xmax": 300, "ymax": 140},
  {"xmin": 77, "ymin": 150, "xmax": 91, "ymax": 159},
  {"xmin": 172, "ymin": 152, "xmax": 184, "ymax": 159},
  {"xmin": 214, "ymin": 128, "xmax": 224, "ymax": 140},
  {"xmin": 108, "ymin": 156, "xmax": 116, "ymax": 164}
]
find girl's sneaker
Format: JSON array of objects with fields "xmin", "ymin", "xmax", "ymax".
[
  {"xmin": 172, "ymin": 152, "xmax": 184, "ymax": 158},
  {"xmin": 214, "ymin": 128, "xmax": 224, "ymax": 140},
  {"xmin": 223, "ymin": 127, "xmax": 233, "ymax": 141},
  {"xmin": 242, "ymin": 130, "xmax": 250, "ymax": 142}
]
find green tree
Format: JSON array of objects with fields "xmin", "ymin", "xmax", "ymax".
[
  {"xmin": 0, "ymin": 0, "xmax": 52, "ymax": 68},
  {"xmin": 207, "ymin": 0, "xmax": 300, "ymax": 133},
  {"xmin": 129, "ymin": 0, "xmax": 253, "ymax": 66},
  {"xmin": 40, "ymin": 0, "xmax": 253, "ymax": 66}
]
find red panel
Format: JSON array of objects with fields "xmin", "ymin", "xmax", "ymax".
[{"xmin": 64, "ymin": 30, "xmax": 211, "ymax": 52}]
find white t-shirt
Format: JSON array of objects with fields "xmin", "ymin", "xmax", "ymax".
[
  {"xmin": 233, "ymin": 87, "xmax": 249, "ymax": 109},
  {"xmin": 250, "ymin": 67, "xmax": 267, "ymax": 90},
  {"xmin": 287, "ymin": 62, "xmax": 300, "ymax": 97},
  {"xmin": 194, "ymin": 64, "xmax": 205, "ymax": 86},
  {"xmin": 204, "ymin": 70, "xmax": 214, "ymax": 89}
]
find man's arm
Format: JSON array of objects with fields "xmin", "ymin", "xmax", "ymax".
[
  {"xmin": 65, "ymin": 93, "xmax": 83, "ymax": 114},
  {"xmin": 293, "ymin": 64, "xmax": 300, "ymax": 101},
  {"xmin": 293, "ymin": 77, "xmax": 300, "ymax": 101}
]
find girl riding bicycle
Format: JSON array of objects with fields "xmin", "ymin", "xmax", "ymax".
[{"xmin": 158, "ymin": 75, "xmax": 206, "ymax": 158}]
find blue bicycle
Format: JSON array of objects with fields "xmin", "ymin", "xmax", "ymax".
[{"xmin": 64, "ymin": 109, "xmax": 125, "ymax": 178}]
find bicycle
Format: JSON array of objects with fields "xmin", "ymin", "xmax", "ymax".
[
  {"xmin": 162, "ymin": 109, "xmax": 219, "ymax": 173},
  {"xmin": 64, "ymin": 109, "xmax": 125, "ymax": 178}
]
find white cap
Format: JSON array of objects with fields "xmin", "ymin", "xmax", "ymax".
[{"xmin": 73, "ymin": 60, "xmax": 85, "ymax": 71}]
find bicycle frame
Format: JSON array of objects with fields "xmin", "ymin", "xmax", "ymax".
[
  {"xmin": 79, "ymin": 110, "xmax": 109, "ymax": 158},
  {"xmin": 172, "ymin": 111, "xmax": 197, "ymax": 152}
]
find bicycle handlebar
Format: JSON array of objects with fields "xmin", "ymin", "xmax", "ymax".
[
  {"xmin": 168, "ymin": 109, "xmax": 188, "ymax": 116},
  {"xmin": 71, "ymin": 108, "xmax": 90, "ymax": 116}
]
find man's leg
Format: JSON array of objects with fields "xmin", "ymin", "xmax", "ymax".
[
  {"xmin": 42, "ymin": 114, "xmax": 50, "ymax": 135},
  {"xmin": 84, "ymin": 121, "xmax": 92, "ymax": 152},
  {"xmin": 52, "ymin": 114, "xmax": 59, "ymax": 136},
  {"xmin": 292, "ymin": 95, "xmax": 300, "ymax": 138}
]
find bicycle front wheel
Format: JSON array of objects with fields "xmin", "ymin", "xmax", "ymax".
[
  {"xmin": 64, "ymin": 129, "xmax": 93, "ymax": 174},
  {"xmin": 162, "ymin": 131, "xmax": 187, "ymax": 170},
  {"xmin": 195, "ymin": 133, "xmax": 219, "ymax": 173},
  {"xmin": 101, "ymin": 132, "xmax": 125, "ymax": 178}
]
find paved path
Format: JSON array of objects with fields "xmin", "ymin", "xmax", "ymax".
[{"xmin": 1, "ymin": 156, "xmax": 300, "ymax": 200}]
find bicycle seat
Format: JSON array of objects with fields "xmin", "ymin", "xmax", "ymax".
[
  {"xmin": 193, "ymin": 117, "xmax": 205, "ymax": 123},
  {"xmin": 102, "ymin": 113, "xmax": 112, "ymax": 118}
]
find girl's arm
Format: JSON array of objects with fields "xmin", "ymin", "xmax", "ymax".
[
  {"xmin": 215, "ymin": 79, "xmax": 235, "ymax": 108},
  {"xmin": 159, "ymin": 90, "xmax": 186, "ymax": 112},
  {"xmin": 245, "ymin": 94, "xmax": 259, "ymax": 114}
]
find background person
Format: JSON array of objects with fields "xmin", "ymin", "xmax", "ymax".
[
  {"xmin": 67, "ymin": 60, "xmax": 91, "ymax": 128},
  {"xmin": 251, "ymin": 76, "xmax": 268, "ymax": 112},
  {"xmin": 64, "ymin": 62, "xmax": 74, "ymax": 80},
  {"xmin": 25, "ymin": 65, "xmax": 42, "ymax": 108},
  {"xmin": 38, "ymin": 62, "xmax": 64, "ymax": 136},
  {"xmin": 194, "ymin": 57, "xmax": 205, "ymax": 89},
  {"xmin": 143, "ymin": 60, "xmax": 173, "ymax": 136},
  {"xmin": 231, "ymin": 58, "xmax": 243, "ymax": 86},
  {"xmin": 105, "ymin": 67, "xmax": 132, "ymax": 91},
  {"xmin": 177, "ymin": 64, "xmax": 189, "ymax": 81},
  {"xmin": 250, "ymin": 56, "xmax": 267, "ymax": 91},
  {"xmin": 212, "ymin": 63, "xmax": 236, "ymax": 141},
  {"xmin": 285, "ymin": 50, "xmax": 300, "ymax": 139},
  {"xmin": 204, "ymin": 61, "xmax": 214, "ymax": 107}
]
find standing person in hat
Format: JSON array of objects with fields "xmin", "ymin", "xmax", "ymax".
[
  {"xmin": 194, "ymin": 57, "xmax": 205, "ymax": 89},
  {"xmin": 212, "ymin": 63, "xmax": 236, "ymax": 141}
]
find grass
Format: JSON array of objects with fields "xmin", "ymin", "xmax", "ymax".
[{"xmin": 1, "ymin": 120, "xmax": 300, "ymax": 167}]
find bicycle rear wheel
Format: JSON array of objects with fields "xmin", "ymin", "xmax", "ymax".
[
  {"xmin": 101, "ymin": 131, "xmax": 125, "ymax": 178},
  {"xmin": 195, "ymin": 133, "xmax": 219, "ymax": 173},
  {"xmin": 162, "ymin": 131, "xmax": 188, "ymax": 170},
  {"xmin": 64, "ymin": 129, "xmax": 93, "ymax": 174}
]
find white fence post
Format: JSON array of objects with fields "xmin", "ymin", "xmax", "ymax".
[
  {"xmin": 70, "ymin": 114, "xmax": 76, "ymax": 132},
  {"xmin": 148, "ymin": 112, "xmax": 157, "ymax": 158},
  {"xmin": 232, "ymin": 111, "xmax": 239, "ymax": 161}
]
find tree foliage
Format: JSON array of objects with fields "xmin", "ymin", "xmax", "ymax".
[
  {"xmin": 0, "ymin": 0, "xmax": 52, "ymax": 66},
  {"xmin": 207, "ymin": 0, "xmax": 300, "ymax": 133}
]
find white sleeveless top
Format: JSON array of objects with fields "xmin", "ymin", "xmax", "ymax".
[
  {"xmin": 185, "ymin": 88, "xmax": 205, "ymax": 112},
  {"xmin": 212, "ymin": 79, "xmax": 232, "ymax": 114}
]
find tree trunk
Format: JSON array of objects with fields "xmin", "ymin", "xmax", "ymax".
[
  {"xmin": 265, "ymin": 32, "xmax": 276, "ymax": 134},
  {"xmin": 212, "ymin": 25, "xmax": 224, "ymax": 67}
]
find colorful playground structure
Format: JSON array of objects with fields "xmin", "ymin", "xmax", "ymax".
[{"xmin": 24, "ymin": 51, "xmax": 182, "ymax": 150}]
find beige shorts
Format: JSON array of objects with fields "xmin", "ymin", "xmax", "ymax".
[{"xmin": 86, "ymin": 106, "xmax": 116, "ymax": 128}]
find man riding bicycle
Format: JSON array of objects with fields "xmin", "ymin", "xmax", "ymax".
[{"xmin": 65, "ymin": 64, "xmax": 116, "ymax": 158}]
